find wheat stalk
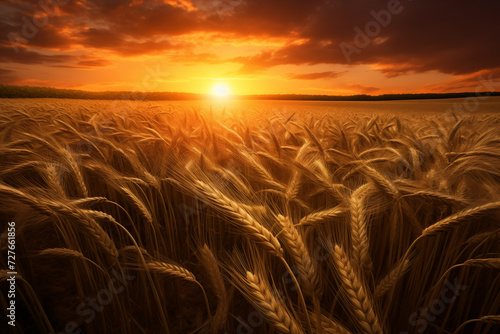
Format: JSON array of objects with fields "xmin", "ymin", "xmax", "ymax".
[
  {"xmin": 460, "ymin": 258, "xmax": 500, "ymax": 269},
  {"xmin": 2, "ymin": 100, "xmax": 500, "ymax": 333},
  {"xmin": 453, "ymin": 315, "xmax": 500, "ymax": 334}
]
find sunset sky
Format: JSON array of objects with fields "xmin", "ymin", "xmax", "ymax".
[{"xmin": 1, "ymin": 0, "xmax": 499, "ymax": 95}]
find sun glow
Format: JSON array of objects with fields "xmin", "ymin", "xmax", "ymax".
[{"xmin": 211, "ymin": 82, "xmax": 231, "ymax": 98}]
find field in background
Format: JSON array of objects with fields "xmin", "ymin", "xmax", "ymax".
[{"xmin": 0, "ymin": 99, "xmax": 499, "ymax": 333}]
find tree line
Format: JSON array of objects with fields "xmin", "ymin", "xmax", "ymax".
[{"xmin": 1, "ymin": 84, "xmax": 498, "ymax": 101}]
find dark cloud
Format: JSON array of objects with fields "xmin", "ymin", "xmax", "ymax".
[
  {"xmin": 232, "ymin": 41, "xmax": 341, "ymax": 74},
  {"xmin": 0, "ymin": 0, "xmax": 499, "ymax": 80},
  {"xmin": 77, "ymin": 28, "xmax": 175, "ymax": 56},
  {"xmin": 82, "ymin": 0, "xmax": 201, "ymax": 38},
  {"xmin": 0, "ymin": 46, "xmax": 74, "ymax": 64},
  {"xmin": 26, "ymin": 26, "xmax": 72, "ymax": 49},
  {"xmin": 77, "ymin": 59, "xmax": 111, "ymax": 67},
  {"xmin": 288, "ymin": 71, "xmax": 342, "ymax": 80},
  {"xmin": 226, "ymin": 0, "xmax": 500, "ymax": 76}
]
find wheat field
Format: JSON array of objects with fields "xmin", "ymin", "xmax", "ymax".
[{"xmin": 0, "ymin": 100, "xmax": 499, "ymax": 333}]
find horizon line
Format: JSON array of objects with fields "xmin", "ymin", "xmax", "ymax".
[{"xmin": 1, "ymin": 84, "xmax": 499, "ymax": 101}]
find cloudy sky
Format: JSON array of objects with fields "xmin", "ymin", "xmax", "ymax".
[{"xmin": 1, "ymin": 0, "xmax": 499, "ymax": 95}]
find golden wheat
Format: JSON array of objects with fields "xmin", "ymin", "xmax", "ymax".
[
  {"xmin": 244, "ymin": 271, "xmax": 304, "ymax": 334},
  {"xmin": 333, "ymin": 245, "xmax": 384, "ymax": 334},
  {"xmin": 0, "ymin": 100, "xmax": 498, "ymax": 333}
]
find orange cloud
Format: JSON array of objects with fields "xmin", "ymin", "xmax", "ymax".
[{"xmin": 1, "ymin": 0, "xmax": 499, "ymax": 94}]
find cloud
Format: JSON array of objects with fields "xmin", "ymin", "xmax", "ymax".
[
  {"xmin": 0, "ymin": 46, "xmax": 74, "ymax": 64},
  {"xmin": 78, "ymin": 28, "xmax": 176, "ymax": 56},
  {"xmin": 422, "ymin": 69, "xmax": 500, "ymax": 93},
  {"xmin": 288, "ymin": 71, "xmax": 342, "ymax": 80},
  {"xmin": 77, "ymin": 59, "xmax": 111, "ymax": 67},
  {"xmin": 0, "ymin": 68, "xmax": 18, "ymax": 84},
  {"xmin": 226, "ymin": 1, "xmax": 500, "ymax": 77},
  {"xmin": 169, "ymin": 52, "xmax": 222, "ymax": 65},
  {"xmin": 0, "ymin": 0, "xmax": 499, "ymax": 88},
  {"xmin": 346, "ymin": 84, "xmax": 380, "ymax": 94}
]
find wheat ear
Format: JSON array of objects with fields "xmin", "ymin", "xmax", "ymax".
[
  {"xmin": 125, "ymin": 259, "xmax": 212, "ymax": 316},
  {"xmin": 333, "ymin": 245, "xmax": 384, "ymax": 334},
  {"xmin": 61, "ymin": 147, "xmax": 88, "ymax": 197},
  {"xmin": 374, "ymin": 257, "xmax": 412, "ymax": 299},
  {"xmin": 277, "ymin": 215, "xmax": 321, "ymax": 298},
  {"xmin": 141, "ymin": 260, "xmax": 197, "ymax": 282},
  {"xmin": 421, "ymin": 201, "xmax": 500, "ymax": 237},
  {"xmin": 394, "ymin": 201, "xmax": 500, "ymax": 292},
  {"xmin": 400, "ymin": 190, "xmax": 468, "ymax": 207},
  {"xmin": 360, "ymin": 164, "xmax": 398, "ymax": 198},
  {"xmin": 71, "ymin": 197, "xmax": 109, "ymax": 207},
  {"xmin": 199, "ymin": 244, "xmax": 230, "ymax": 332},
  {"xmin": 36, "ymin": 248, "xmax": 106, "ymax": 274},
  {"xmin": 245, "ymin": 271, "xmax": 304, "ymax": 334},
  {"xmin": 44, "ymin": 163, "xmax": 66, "ymax": 198},
  {"xmin": 0, "ymin": 184, "xmax": 119, "ymax": 259},
  {"xmin": 350, "ymin": 184, "xmax": 373, "ymax": 275},
  {"xmin": 194, "ymin": 180, "xmax": 283, "ymax": 257},
  {"xmin": 299, "ymin": 206, "xmax": 347, "ymax": 226},
  {"xmin": 318, "ymin": 313, "xmax": 353, "ymax": 334}
]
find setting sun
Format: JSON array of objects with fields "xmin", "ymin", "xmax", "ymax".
[{"xmin": 211, "ymin": 83, "xmax": 231, "ymax": 98}]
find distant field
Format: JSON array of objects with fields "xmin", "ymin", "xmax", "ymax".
[
  {"xmin": 0, "ymin": 99, "xmax": 499, "ymax": 333},
  {"xmin": 2, "ymin": 96, "xmax": 500, "ymax": 120}
]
